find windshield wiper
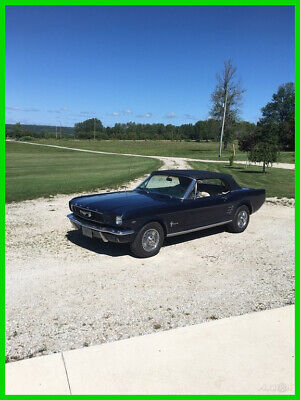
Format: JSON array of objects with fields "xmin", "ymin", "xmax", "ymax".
[
  {"xmin": 136, "ymin": 187, "xmax": 149, "ymax": 194},
  {"xmin": 137, "ymin": 188, "xmax": 175, "ymax": 199},
  {"xmin": 150, "ymin": 191, "xmax": 174, "ymax": 199}
]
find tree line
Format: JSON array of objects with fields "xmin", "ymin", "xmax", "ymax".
[
  {"xmin": 73, "ymin": 118, "xmax": 257, "ymax": 143},
  {"xmin": 6, "ymin": 118, "xmax": 256, "ymax": 143}
]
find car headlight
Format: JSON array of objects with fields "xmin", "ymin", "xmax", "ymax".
[{"xmin": 116, "ymin": 216, "xmax": 123, "ymax": 225}]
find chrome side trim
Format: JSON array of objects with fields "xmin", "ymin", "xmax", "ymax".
[
  {"xmin": 67, "ymin": 214, "xmax": 134, "ymax": 236},
  {"xmin": 166, "ymin": 220, "xmax": 232, "ymax": 237}
]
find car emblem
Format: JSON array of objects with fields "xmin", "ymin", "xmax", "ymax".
[
  {"xmin": 80, "ymin": 210, "xmax": 91, "ymax": 218},
  {"xmin": 170, "ymin": 221, "xmax": 178, "ymax": 227}
]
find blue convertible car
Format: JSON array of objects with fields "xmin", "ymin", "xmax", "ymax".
[{"xmin": 67, "ymin": 169, "xmax": 265, "ymax": 258}]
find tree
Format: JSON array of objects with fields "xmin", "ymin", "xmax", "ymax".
[
  {"xmin": 238, "ymin": 132, "xmax": 257, "ymax": 153},
  {"xmin": 235, "ymin": 121, "xmax": 256, "ymax": 140},
  {"xmin": 260, "ymin": 82, "xmax": 295, "ymax": 150},
  {"xmin": 210, "ymin": 59, "xmax": 245, "ymax": 152},
  {"xmin": 223, "ymin": 123, "xmax": 236, "ymax": 150},
  {"xmin": 13, "ymin": 122, "xmax": 22, "ymax": 139},
  {"xmin": 239, "ymin": 123, "xmax": 279, "ymax": 173},
  {"xmin": 74, "ymin": 118, "xmax": 103, "ymax": 136},
  {"xmin": 249, "ymin": 142, "xmax": 279, "ymax": 173}
]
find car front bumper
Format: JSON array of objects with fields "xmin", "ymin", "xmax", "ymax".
[{"xmin": 67, "ymin": 213, "xmax": 135, "ymax": 243}]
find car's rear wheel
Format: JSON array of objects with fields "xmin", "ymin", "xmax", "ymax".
[
  {"xmin": 227, "ymin": 205, "xmax": 250, "ymax": 233},
  {"xmin": 130, "ymin": 222, "xmax": 164, "ymax": 258}
]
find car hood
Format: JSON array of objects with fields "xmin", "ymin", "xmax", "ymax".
[{"xmin": 71, "ymin": 190, "xmax": 174, "ymax": 215}]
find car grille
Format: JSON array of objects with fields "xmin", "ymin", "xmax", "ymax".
[{"xmin": 73, "ymin": 206, "xmax": 104, "ymax": 223}]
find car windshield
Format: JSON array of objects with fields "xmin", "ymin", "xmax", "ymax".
[{"xmin": 137, "ymin": 174, "xmax": 192, "ymax": 199}]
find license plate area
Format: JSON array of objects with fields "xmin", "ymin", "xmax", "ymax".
[{"xmin": 82, "ymin": 226, "xmax": 93, "ymax": 238}]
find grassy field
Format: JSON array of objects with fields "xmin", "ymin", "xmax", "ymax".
[
  {"xmin": 5, "ymin": 142, "xmax": 162, "ymax": 202},
  {"xmin": 188, "ymin": 161, "xmax": 294, "ymax": 199},
  {"xmin": 29, "ymin": 139, "xmax": 295, "ymax": 164}
]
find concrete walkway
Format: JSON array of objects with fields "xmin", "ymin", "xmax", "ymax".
[
  {"xmin": 6, "ymin": 305, "xmax": 294, "ymax": 395},
  {"xmin": 10, "ymin": 140, "xmax": 295, "ymax": 170}
]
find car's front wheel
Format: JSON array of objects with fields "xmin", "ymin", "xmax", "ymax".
[
  {"xmin": 130, "ymin": 222, "xmax": 164, "ymax": 258},
  {"xmin": 227, "ymin": 205, "xmax": 250, "ymax": 233}
]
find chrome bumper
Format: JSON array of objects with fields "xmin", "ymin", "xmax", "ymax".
[{"xmin": 67, "ymin": 213, "xmax": 135, "ymax": 241}]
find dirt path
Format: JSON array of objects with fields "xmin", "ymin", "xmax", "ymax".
[{"xmin": 12, "ymin": 141, "xmax": 295, "ymax": 170}]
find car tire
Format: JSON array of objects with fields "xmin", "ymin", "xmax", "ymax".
[
  {"xmin": 227, "ymin": 205, "xmax": 250, "ymax": 233},
  {"xmin": 130, "ymin": 222, "xmax": 164, "ymax": 258}
]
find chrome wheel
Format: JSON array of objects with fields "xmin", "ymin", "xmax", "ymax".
[
  {"xmin": 142, "ymin": 228, "xmax": 160, "ymax": 252},
  {"xmin": 237, "ymin": 210, "xmax": 248, "ymax": 229}
]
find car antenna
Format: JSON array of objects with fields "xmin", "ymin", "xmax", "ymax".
[
  {"xmin": 128, "ymin": 155, "xmax": 132, "ymax": 195},
  {"xmin": 126, "ymin": 164, "xmax": 129, "ymax": 196},
  {"xmin": 125, "ymin": 156, "xmax": 131, "ymax": 197},
  {"xmin": 125, "ymin": 161, "xmax": 128, "ymax": 196}
]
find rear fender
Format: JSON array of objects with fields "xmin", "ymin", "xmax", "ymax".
[{"xmin": 236, "ymin": 200, "xmax": 253, "ymax": 214}]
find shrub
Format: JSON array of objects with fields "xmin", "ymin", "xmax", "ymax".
[
  {"xmin": 249, "ymin": 142, "xmax": 279, "ymax": 173},
  {"xmin": 229, "ymin": 154, "xmax": 235, "ymax": 166},
  {"xmin": 20, "ymin": 136, "xmax": 34, "ymax": 141}
]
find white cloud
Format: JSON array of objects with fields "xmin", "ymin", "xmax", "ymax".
[
  {"xmin": 25, "ymin": 108, "xmax": 40, "ymax": 112},
  {"xmin": 122, "ymin": 109, "xmax": 132, "ymax": 115},
  {"xmin": 184, "ymin": 113, "xmax": 196, "ymax": 120},
  {"xmin": 137, "ymin": 112, "xmax": 152, "ymax": 118},
  {"xmin": 47, "ymin": 107, "xmax": 69, "ymax": 114},
  {"xmin": 5, "ymin": 117, "xmax": 31, "ymax": 124},
  {"xmin": 6, "ymin": 106, "xmax": 20, "ymax": 111},
  {"xmin": 80, "ymin": 111, "xmax": 96, "ymax": 116},
  {"xmin": 6, "ymin": 106, "xmax": 40, "ymax": 112},
  {"xmin": 165, "ymin": 112, "xmax": 176, "ymax": 118},
  {"xmin": 106, "ymin": 112, "xmax": 120, "ymax": 117},
  {"xmin": 47, "ymin": 109, "xmax": 61, "ymax": 114}
]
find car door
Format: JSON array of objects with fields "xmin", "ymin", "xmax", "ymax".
[
  {"xmin": 142, "ymin": 175, "xmax": 195, "ymax": 235},
  {"xmin": 163, "ymin": 182, "xmax": 224, "ymax": 234},
  {"xmin": 163, "ymin": 199, "xmax": 198, "ymax": 235},
  {"xmin": 184, "ymin": 179, "xmax": 234, "ymax": 229}
]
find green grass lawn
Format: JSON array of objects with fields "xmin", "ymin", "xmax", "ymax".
[
  {"xmin": 188, "ymin": 161, "xmax": 294, "ymax": 198},
  {"xmin": 5, "ymin": 142, "xmax": 162, "ymax": 202},
  {"xmin": 29, "ymin": 138, "xmax": 295, "ymax": 164}
]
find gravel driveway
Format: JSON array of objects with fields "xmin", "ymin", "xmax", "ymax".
[{"xmin": 5, "ymin": 182, "xmax": 294, "ymax": 362}]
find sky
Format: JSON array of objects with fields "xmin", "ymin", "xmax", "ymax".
[{"xmin": 5, "ymin": 6, "xmax": 294, "ymax": 127}]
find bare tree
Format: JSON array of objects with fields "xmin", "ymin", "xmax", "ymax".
[{"xmin": 210, "ymin": 59, "xmax": 245, "ymax": 156}]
